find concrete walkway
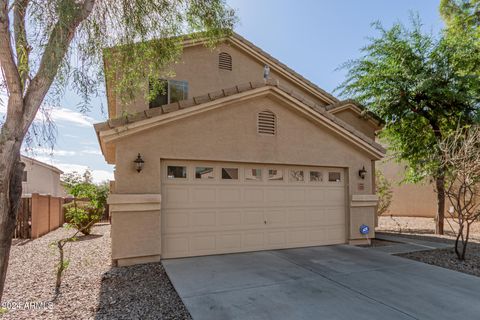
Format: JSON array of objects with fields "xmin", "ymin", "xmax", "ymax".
[
  {"xmin": 163, "ymin": 245, "xmax": 480, "ymax": 320},
  {"xmin": 373, "ymin": 232, "xmax": 452, "ymax": 254}
]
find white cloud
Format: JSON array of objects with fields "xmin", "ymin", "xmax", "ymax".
[
  {"xmin": 56, "ymin": 163, "xmax": 113, "ymax": 184},
  {"xmin": 80, "ymin": 148, "xmax": 102, "ymax": 155},
  {"xmin": 29, "ymin": 147, "xmax": 77, "ymax": 157},
  {"xmin": 0, "ymin": 92, "xmax": 99, "ymax": 127},
  {"xmin": 38, "ymin": 107, "xmax": 98, "ymax": 127}
]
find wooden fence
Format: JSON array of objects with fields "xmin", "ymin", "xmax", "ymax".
[{"xmin": 14, "ymin": 194, "xmax": 64, "ymax": 239}]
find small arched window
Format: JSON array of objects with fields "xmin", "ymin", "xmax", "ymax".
[
  {"xmin": 218, "ymin": 52, "xmax": 232, "ymax": 71},
  {"xmin": 257, "ymin": 110, "xmax": 276, "ymax": 135}
]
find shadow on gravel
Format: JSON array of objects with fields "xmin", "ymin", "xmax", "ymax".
[
  {"xmin": 95, "ymin": 263, "xmax": 191, "ymax": 320},
  {"xmin": 74, "ymin": 234, "xmax": 103, "ymax": 242}
]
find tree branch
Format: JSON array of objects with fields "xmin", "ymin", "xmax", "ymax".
[
  {"xmin": 23, "ymin": 0, "xmax": 96, "ymax": 132},
  {"xmin": 0, "ymin": 0, "xmax": 22, "ymax": 101},
  {"xmin": 13, "ymin": 0, "xmax": 30, "ymax": 93}
]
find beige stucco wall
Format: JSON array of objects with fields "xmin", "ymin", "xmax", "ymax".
[
  {"xmin": 109, "ymin": 94, "xmax": 377, "ymax": 262},
  {"xmin": 114, "ymin": 42, "xmax": 331, "ymax": 117},
  {"xmin": 378, "ymin": 158, "xmax": 439, "ymax": 217},
  {"xmin": 333, "ymin": 109, "xmax": 376, "ymax": 140},
  {"xmin": 21, "ymin": 158, "xmax": 65, "ymax": 197}
]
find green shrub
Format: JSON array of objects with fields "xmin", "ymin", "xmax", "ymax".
[
  {"xmin": 62, "ymin": 170, "xmax": 109, "ymax": 234},
  {"xmin": 64, "ymin": 202, "xmax": 102, "ymax": 235},
  {"xmin": 376, "ymin": 170, "xmax": 393, "ymax": 216}
]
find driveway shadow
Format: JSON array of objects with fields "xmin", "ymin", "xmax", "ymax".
[{"xmin": 95, "ymin": 262, "xmax": 191, "ymax": 320}]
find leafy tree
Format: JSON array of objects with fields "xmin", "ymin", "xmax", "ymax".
[
  {"xmin": 337, "ymin": 18, "xmax": 480, "ymax": 235},
  {"xmin": 440, "ymin": 0, "xmax": 480, "ymax": 32},
  {"xmin": 0, "ymin": 0, "xmax": 236, "ymax": 302},
  {"xmin": 62, "ymin": 171, "xmax": 108, "ymax": 235}
]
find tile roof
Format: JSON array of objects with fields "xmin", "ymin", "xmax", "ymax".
[
  {"xmin": 94, "ymin": 81, "xmax": 385, "ymax": 154},
  {"xmin": 229, "ymin": 33, "xmax": 339, "ymax": 104},
  {"xmin": 326, "ymin": 99, "xmax": 383, "ymax": 125}
]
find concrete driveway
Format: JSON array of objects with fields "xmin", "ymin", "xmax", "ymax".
[{"xmin": 163, "ymin": 245, "xmax": 480, "ymax": 320}]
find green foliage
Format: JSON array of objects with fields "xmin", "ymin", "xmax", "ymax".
[
  {"xmin": 43, "ymin": 0, "xmax": 236, "ymax": 111},
  {"xmin": 440, "ymin": 0, "xmax": 480, "ymax": 32},
  {"xmin": 337, "ymin": 17, "xmax": 480, "ymax": 183},
  {"xmin": 1, "ymin": 0, "xmax": 237, "ymax": 149},
  {"xmin": 64, "ymin": 204, "xmax": 101, "ymax": 235},
  {"xmin": 375, "ymin": 170, "xmax": 393, "ymax": 216},
  {"xmin": 62, "ymin": 170, "xmax": 109, "ymax": 235}
]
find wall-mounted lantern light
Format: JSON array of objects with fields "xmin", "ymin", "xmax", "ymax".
[
  {"xmin": 134, "ymin": 153, "xmax": 144, "ymax": 173},
  {"xmin": 358, "ymin": 166, "xmax": 367, "ymax": 180}
]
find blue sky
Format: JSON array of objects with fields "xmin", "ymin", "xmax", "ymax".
[{"xmin": 5, "ymin": 0, "xmax": 444, "ymax": 183}]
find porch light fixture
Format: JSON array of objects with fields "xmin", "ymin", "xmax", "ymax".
[
  {"xmin": 134, "ymin": 153, "xmax": 145, "ymax": 173},
  {"xmin": 358, "ymin": 166, "xmax": 367, "ymax": 180}
]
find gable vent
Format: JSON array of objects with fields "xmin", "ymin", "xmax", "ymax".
[
  {"xmin": 218, "ymin": 52, "xmax": 232, "ymax": 71},
  {"xmin": 257, "ymin": 110, "xmax": 276, "ymax": 135}
]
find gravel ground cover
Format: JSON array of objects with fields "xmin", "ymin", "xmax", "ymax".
[
  {"xmin": 378, "ymin": 216, "xmax": 480, "ymax": 277},
  {"xmin": 1, "ymin": 224, "xmax": 191, "ymax": 320},
  {"xmin": 377, "ymin": 216, "xmax": 480, "ymax": 242}
]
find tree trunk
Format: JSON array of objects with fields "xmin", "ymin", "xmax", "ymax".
[
  {"xmin": 435, "ymin": 175, "xmax": 445, "ymax": 235},
  {"xmin": 55, "ymin": 241, "xmax": 65, "ymax": 295},
  {"xmin": 0, "ymin": 146, "xmax": 24, "ymax": 302}
]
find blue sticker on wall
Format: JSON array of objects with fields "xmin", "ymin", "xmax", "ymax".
[{"xmin": 359, "ymin": 224, "xmax": 370, "ymax": 235}]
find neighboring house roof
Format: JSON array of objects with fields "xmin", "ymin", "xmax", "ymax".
[
  {"xmin": 326, "ymin": 99, "xmax": 383, "ymax": 128},
  {"xmin": 95, "ymin": 81, "xmax": 386, "ymax": 162},
  {"xmin": 21, "ymin": 155, "xmax": 63, "ymax": 174}
]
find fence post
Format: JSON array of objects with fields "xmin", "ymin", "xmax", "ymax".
[
  {"xmin": 31, "ymin": 193, "xmax": 38, "ymax": 239},
  {"xmin": 60, "ymin": 197, "xmax": 64, "ymax": 225},
  {"xmin": 48, "ymin": 195, "xmax": 52, "ymax": 232}
]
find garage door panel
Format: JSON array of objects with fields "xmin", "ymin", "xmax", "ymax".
[
  {"xmin": 287, "ymin": 208, "xmax": 307, "ymax": 224},
  {"xmin": 164, "ymin": 236, "xmax": 189, "ymax": 256},
  {"xmin": 287, "ymin": 188, "xmax": 306, "ymax": 202},
  {"xmin": 306, "ymin": 208, "xmax": 326, "ymax": 222},
  {"xmin": 265, "ymin": 189, "xmax": 286, "ymax": 202},
  {"xmin": 165, "ymin": 186, "xmax": 189, "ymax": 204},
  {"xmin": 324, "ymin": 188, "xmax": 345, "ymax": 205},
  {"xmin": 243, "ymin": 232, "xmax": 265, "ymax": 248},
  {"xmin": 162, "ymin": 161, "xmax": 346, "ymax": 258},
  {"xmin": 267, "ymin": 231, "xmax": 287, "ymax": 246},
  {"xmin": 218, "ymin": 233, "xmax": 242, "ymax": 250},
  {"xmin": 265, "ymin": 209, "xmax": 287, "ymax": 226},
  {"xmin": 191, "ymin": 188, "xmax": 216, "ymax": 202},
  {"xmin": 191, "ymin": 211, "xmax": 216, "ymax": 228},
  {"xmin": 218, "ymin": 210, "xmax": 242, "ymax": 226},
  {"xmin": 244, "ymin": 210, "xmax": 264, "ymax": 225},
  {"xmin": 217, "ymin": 188, "xmax": 242, "ymax": 202},
  {"xmin": 191, "ymin": 235, "xmax": 216, "ymax": 251},
  {"xmin": 244, "ymin": 188, "xmax": 264, "ymax": 202},
  {"xmin": 306, "ymin": 189, "xmax": 325, "ymax": 202},
  {"xmin": 288, "ymin": 229, "xmax": 309, "ymax": 243}
]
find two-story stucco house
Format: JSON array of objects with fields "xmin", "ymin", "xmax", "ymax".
[{"xmin": 95, "ymin": 33, "xmax": 385, "ymax": 266}]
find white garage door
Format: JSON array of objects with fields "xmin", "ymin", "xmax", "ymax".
[{"xmin": 161, "ymin": 160, "xmax": 346, "ymax": 258}]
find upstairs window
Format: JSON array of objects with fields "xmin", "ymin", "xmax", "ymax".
[
  {"xmin": 258, "ymin": 110, "xmax": 276, "ymax": 135},
  {"xmin": 149, "ymin": 79, "xmax": 188, "ymax": 109},
  {"xmin": 218, "ymin": 52, "xmax": 232, "ymax": 71},
  {"xmin": 22, "ymin": 171, "xmax": 27, "ymax": 182}
]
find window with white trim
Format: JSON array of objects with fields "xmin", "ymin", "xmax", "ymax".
[{"xmin": 149, "ymin": 79, "xmax": 188, "ymax": 108}]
